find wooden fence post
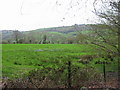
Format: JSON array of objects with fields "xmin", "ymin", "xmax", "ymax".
[
  {"xmin": 103, "ymin": 61, "xmax": 106, "ymax": 83},
  {"xmin": 68, "ymin": 61, "xmax": 71, "ymax": 88}
]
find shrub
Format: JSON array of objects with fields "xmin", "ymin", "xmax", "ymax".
[{"xmin": 3, "ymin": 65, "xmax": 102, "ymax": 88}]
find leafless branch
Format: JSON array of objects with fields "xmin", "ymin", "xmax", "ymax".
[{"xmin": 20, "ymin": 0, "xmax": 25, "ymax": 15}]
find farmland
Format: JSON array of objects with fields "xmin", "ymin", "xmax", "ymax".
[
  {"xmin": 1, "ymin": 0, "xmax": 119, "ymax": 88},
  {"xmin": 2, "ymin": 44, "xmax": 118, "ymax": 79}
]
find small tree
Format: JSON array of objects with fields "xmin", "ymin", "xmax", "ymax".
[
  {"xmin": 18, "ymin": 39, "xmax": 24, "ymax": 44},
  {"xmin": 42, "ymin": 35, "xmax": 47, "ymax": 44},
  {"xmin": 13, "ymin": 30, "xmax": 21, "ymax": 44}
]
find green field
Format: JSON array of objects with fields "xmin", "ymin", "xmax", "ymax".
[{"xmin": 2, "ymin": 44, "xmax": 118, "ymax": 79}]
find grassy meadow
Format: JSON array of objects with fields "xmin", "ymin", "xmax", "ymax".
[{"xmin": 2, "ymin": 44, "xmax": 118, "ymax": 79}]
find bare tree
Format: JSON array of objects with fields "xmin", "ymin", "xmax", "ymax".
[
  {"xmin": 90, "ymin": 0, "xmax": 119, "ymax": 55},
  {"xmin": 13, "ymin": 30, "xmax": 21, "ymax": 44}
]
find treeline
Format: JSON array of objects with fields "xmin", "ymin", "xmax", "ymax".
[{"xmin": 1, "ymin": 30, "xmax": 89, "ymax": 44}]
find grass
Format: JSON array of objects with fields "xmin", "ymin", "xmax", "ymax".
[{"xmin": 2, "ymin": 44, "xmax": 118, "ymax": 79}]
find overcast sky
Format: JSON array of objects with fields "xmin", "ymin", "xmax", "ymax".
[{"xmin": 0, "ymin": 0, "xmax": 98, "ymax": 31}]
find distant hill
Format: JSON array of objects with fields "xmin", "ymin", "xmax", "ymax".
[
  {"xmin": 33, "ymin": 24, "xmax": 90, "ymax": 33},
  {"xmin": 1, "ymin": 24, "xmax": 92, "ymax": 44},
  {"xmin": 1, "ymin": 30, "xmax": 15, "ymax": 40}
]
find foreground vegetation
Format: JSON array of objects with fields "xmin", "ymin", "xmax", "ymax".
[{"xmin": 2, "ymin": 44, "xmax": 118, "ymax": 88}]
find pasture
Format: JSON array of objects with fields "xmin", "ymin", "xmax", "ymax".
[{"xmin": 2, "ymin": 44, "xmax": 118, "ymax": 79}]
